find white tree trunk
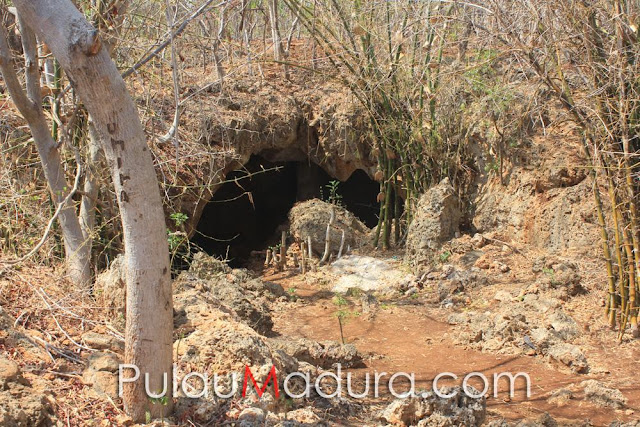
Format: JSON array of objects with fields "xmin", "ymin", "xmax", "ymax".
[
  {"xmin": 0, "ymin": 14, "xmax": 91, "ymax": 286},
  {"xmin": 12, "ymin": 0, "xmax": 174, "ymax": 421},
  {"xmin": 79, "ymin": 121, "xmax": 103, "ymax": 242},
  {"xmin": 268, "ymin": 0, "xmax": 283, "ymax": 61}
]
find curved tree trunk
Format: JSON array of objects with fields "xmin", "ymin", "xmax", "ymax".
[
  {"xmin": 0, "ymin": 12, "xmax": 91, "ymax": 287},
  {"xmin": 12, "ymin": 0, "xmax": 174, "ymax": 421}
]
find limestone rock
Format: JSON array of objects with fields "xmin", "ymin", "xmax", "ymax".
[
  {"xmin": 81, "ymin": 332, "xmax": 124, "ymax": 352},
  {"xmin": 289, "ymin": 199, "xmax": 370, "ymax": 256},
  {"xmin": 267, "ymin": 337, "xmax": 363, "ymax": 369},
  {"xmin": 581, "ymin": 380, "xmax": 627, "ymax": 409},
  {"xmin": 174, "ymin": 258, "xmax": 283, "ymax": 335},
  {"xmin": 82, "ymin": 352, "xmax": 121, "ymax": 399},
  {"xmin": 406, "ymin": 178, "xmax": 462, "ymax": 267},
  {"xmin": 547, "ymin": 343, "xmax": 588, "ymax": 373},
  {"xmin": 0, "ymin": 356, "xmax": 55, "ymax": 426},
  {"xmin": 94, "ymin": 255, "xmax": 126, "ymax": 326},
  {"xmin": 379, "ymin": 386, "xmax": 486, "ymax": 426}
]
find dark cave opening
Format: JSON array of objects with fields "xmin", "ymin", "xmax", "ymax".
[{"xmin": 191, "ymin": 155, "xmax": 381, "ymax": 267}]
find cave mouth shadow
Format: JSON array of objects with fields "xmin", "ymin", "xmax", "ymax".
[{"xmin": 191, "ymin": 155, "xmax": 381, "ymax": 268}]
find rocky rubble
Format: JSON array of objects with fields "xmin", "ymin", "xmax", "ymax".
[
  {"xmin": 581, "ymin": 380, "xmax": 627, "ymax": 409},
  {"xmin": 0, "ymin": 356, "xmax": 55, "ymax": 426},
  {"xmin": 174, "ymin": 252, "xmax": 285, "ymax": 335},
  {"xmin": 446, "ymin": 254, "xmax": 590, "ymax": 373},
  {"xmin": 378, "ymin": 386, "xmax": 486, "ymax": 426},
  {"xmin": 267, "ymin": 337, "xmax": 363, "ymax": 369},
  {"xmin": 82, "ymin": 352, "xmax": 121, "ymax": 399}
]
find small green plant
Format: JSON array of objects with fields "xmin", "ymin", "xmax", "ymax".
[
  {"xmin": 321, "ymin": 180, "xmax": 343, "ymax": 207},
  {"xmin": 149, "ymin": 394, "xmax": 169, "ymax": 425},
  {"xmin": 439, "ymin": 251, "xmax": 452, "ymax": 263},
  {"xmin": 287, "ymin": 287, "xmax": 298, "ymax": 301},
  {"xmin": 268, "ymin": 243, "xmax": 282, "ymax": 253},
  {"xmin": 333, "ymin": 294, "xmax": 348, "ymax": 307},
  {"xmin": 170, "ymin": 212, "xmax": 188, "ymax": 227}
]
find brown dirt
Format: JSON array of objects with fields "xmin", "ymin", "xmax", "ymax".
[{"xmin": 265, "ymin": 265, "xmax": 640, "ymax": 426}]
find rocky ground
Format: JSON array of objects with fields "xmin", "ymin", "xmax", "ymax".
[{"xmin": 1, "ymin": 189, "xmax": 640, "ymax": 426}]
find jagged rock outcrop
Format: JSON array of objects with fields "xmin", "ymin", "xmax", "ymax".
[
  {"xmin": 0, "ymin": 356, "xmax": 55, "ymax": 426},
  {"xmin": 405, "ymin": 178, "xmax": 462, "ymax": 267},
  {"xmin": 379, "ymin": 386, "xmax": 486, "ymax": 426}
]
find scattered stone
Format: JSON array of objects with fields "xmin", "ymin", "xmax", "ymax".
[
  {"xmin": 471, "ymin": 233, "xmax": 485, "ymax": 249},
  {"xmin": 546, "ymin": 310, "xmax": 579, "ymax": 341},
  {"xmin": 192, "ymin": 400, "xmax": 220, "ymax": 423},
  {"xmin": 582, "ymin": 380, "xmax": 627, "ymax": 409},
  {"xmin": 406, "ymin": 178, "xmax": 462, "ymax": 267},
  {"xmin": 360, "ymin": 293, "xmax": 379, "ymax": 318},
  {"xmin": 494, "ymin": 291, "xmax": 513, "ymax": 302},
  {"xmin": 82, "ymin": 352, "xmax": 121, "ymax": 399},
  {"xmin": 81, "ymin": 332, "xmax": 124, "ymax": 352},
  {"xmin": 515, "ymin": 412, "xmax": 558, "ymax": 427},
  {"xmin": 268, "ymin": 337, "xmax": 363, "ymax": 369},
  {"xmin": 529, "ymin": 328, "xmax": 556, "ymax": 352},
  {"xmin": 492, "ymin": 261, "xmax": 510, "ymax": 273},
  {"xmin": 285, "ymin": 407, "xmax": 321, "ymax": 424},
  {"xmin": 238, "ymin": 407, "xmax": 266, "ymax": 426},
  {"xmin": 0, "ymin": 357, "xmax": 20, "ymax": 386},
  {"xmin": 547, "ymin": 388, "xmax": 573, "ymax": 407},
  {"xmin": 379, "ymin": 386, "xmax": 486, "ymax": 426},
  {"xmin": 86, "ymin": 352, "xmax": 120, "ymax": 373},
  {"xmin": 115, "ymin": 414, "xmax": 133, "ymax": 426},
  {"xmin": 547, "ymin": 343, "xmax": 588, "ymax": 373}
]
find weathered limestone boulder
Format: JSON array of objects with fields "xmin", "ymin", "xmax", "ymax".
[
  {"xmin": 82, "ymin": 352, "xmax": 121, "ymax": 399},
  {"xmin": 174, "ymin": 254, "xmax": 285, "ymax": 335},
  {"xmin": 94, "ymin": 255, "xmax": 126, "ymax": 326},
  {"xmin": 289, "ymin": 199, "xmax": 370, "ymax": 256},
  {"xmin": 81, "ymin": 331, "xmax": 124, "ymax": 352},
  {"xmin": 267, "ymin": 337, "xmax": 363, "ymax": 368},
  {"xmin": 0, "ymin": 356, "xmax": 55, "ymax": 426},
  {"xmin": 581, "ymin": 380, "xmax": 627, "ymax": 409},
  {"xmin": 547, "ymin": 343, "xmax": 588, "ymax": 373},
  {"xmin": 406, "ymin": 178, "xmax": 462, "ymax": 267},
  {"xmin": 379, "ymin": 386, "xmax": 486, "ymax": 426}
]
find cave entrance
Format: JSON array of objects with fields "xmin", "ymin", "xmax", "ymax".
[{"xmin": 192, "ymin": 155, "xmax": 381, "ymax": 267}]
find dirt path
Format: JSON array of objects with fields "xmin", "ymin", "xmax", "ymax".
[{"xmin": 266, "ymin": 271, "xmax": 640, "ymax": 426}]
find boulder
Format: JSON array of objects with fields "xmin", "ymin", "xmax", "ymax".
[
  {"xmin": 0, "ymin": 356, "xmax": 55, "ymax": 426},
  {"xmin": 174, "ymin": 305, "xmax": 299, "ymax": 390},
  {"xmin": 267, "ymin": 337, "xmax": 363, "ymax": 369},
  {"xmin": 94, "ymin": 255, "xmax": 126, "ymax": 326},
  {"xmin": 288, "ymin": 199, "xmax": 370, "ymax": 256},
  {"xmin": 174, "ymin": 256, "xmax": 284, "ymax": 335},
  {"xmin": 547, "ymin": 343, "xmax": 588, "ymax": 373},
  {"xmin": 82, "ymin": 352, "xmax": 121, "ymax": 399},
  {"xmin": 406, "ymin": 178, "xmax": 462, "ymax": 267},
  {"xmin": 581, "ymin": 380, "xmax": 627, "ymax": 409},
  {"xmin": 379, "ymin": 386, "xmax": 486, "ymax": 426}
]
